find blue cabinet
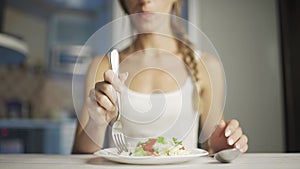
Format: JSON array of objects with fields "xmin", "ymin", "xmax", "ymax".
[{"xmin": 0, "ymin": 119, "xmax": 76, "ymax": 154}]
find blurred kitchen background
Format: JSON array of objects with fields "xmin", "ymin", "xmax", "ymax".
[{"xmin": 0, "ymin": 0, "xmax": 299, "ymax": 154}]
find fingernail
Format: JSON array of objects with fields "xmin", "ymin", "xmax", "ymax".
[
  {"xmin": 220, "ymin": 120, "xmax": 225, "ymax": 125},
  {"xmin": 225, "ymin": 130, "xmax": 231, "ymax": 137},
  {"xmin": 119, "ymin": 72, "xmax": 129, "ymax": 79},
  {"xmin": 235, "ymin": 143, "xmax": 240, "ymax": 149},
  {"xmin": 124, "ymin": 72, "xmax": 129, "ymax": 79},
  {"xmin": 228, "ymin": 138, "xmax": 234, "ymax": 145}
]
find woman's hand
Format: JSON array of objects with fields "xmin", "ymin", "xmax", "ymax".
[
  {"xmin": 87, "ymin": 70, "xmax": 128, "ymax": 126},
  {"xmin": 209, "ymin": 119, "xmax": 248, "ymax": 153}
]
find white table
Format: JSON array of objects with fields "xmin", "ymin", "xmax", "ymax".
[{"xmin": 0, "ymin": 153, "xmax": 299, "ymax": 169}]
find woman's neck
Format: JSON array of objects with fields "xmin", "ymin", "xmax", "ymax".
[{"xmin": 133, "ymin": 34, "xmax": 178, "ymax": 54}]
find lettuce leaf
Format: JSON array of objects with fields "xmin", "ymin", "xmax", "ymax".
[
  {"xmin": 133, "ymin": 147, "xmax": 147, "ymax": 156},
  {"xmin": 157, "ymin": 137, "xmax": 167, "ymax": 144}
]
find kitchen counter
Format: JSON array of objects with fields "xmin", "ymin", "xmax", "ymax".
[{"xmin": 0, "ymin": 153, "xmax": 299, "ymax": 169}]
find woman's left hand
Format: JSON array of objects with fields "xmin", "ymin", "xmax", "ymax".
[{"xmin": 209, "ymin": 119, "xmax": 248, "ymax": 153}]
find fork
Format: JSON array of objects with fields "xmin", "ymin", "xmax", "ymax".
[{"xmin": 109, "ymin": 49, "xmax": 128, "ymax": 153}]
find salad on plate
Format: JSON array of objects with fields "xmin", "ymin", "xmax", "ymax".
[
  {"xmin": 95, "ymin": 137, "xmax": 208, "ymax": 164},
  {"xmin": 122, "ymin": 137, "xmax": 191, "ymax": 156}
]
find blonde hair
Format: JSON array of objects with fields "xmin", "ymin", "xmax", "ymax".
[
  {"xmin": 171, "ymin": 0, "xmax": 200, "ymax": 82},
  {"xmin": 118, "ymin": 0, "xmax": 200, "ymax": 82}
]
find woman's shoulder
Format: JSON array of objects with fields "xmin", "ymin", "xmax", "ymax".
[
  {"xmin": 194, "ymin": 50, "xmax": 222, "ymax": 71},
  {"xmin": 89, "ymin": 46, "xmax": 131, "ymax": 71},
  {"xmin": 194, "ymin": 50, "xmax": 222, "ymax": 66},
  {"xmin": 90, "ymin": 55, "xmax": 109, "ymax": 68},
  {"xmin": 195, "ymin": 51, "xmax": 224, "ymax": 88},
  {"xmin": 87, "ymin": 55, "xmax": 110, "ymax": 82}
]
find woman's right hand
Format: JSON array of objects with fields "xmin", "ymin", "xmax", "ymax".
[{"xmin": 87, "ymin": 70, "xmax": 128, "ymax": 126}]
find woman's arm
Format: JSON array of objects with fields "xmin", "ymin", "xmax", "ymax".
[
  {"xmin": 72, "ymin": 56, "xmax": 110, "ymax": 153},
  {"xmin": 198, "ymin": 54, "xmax": 248, "ymax": 153}
]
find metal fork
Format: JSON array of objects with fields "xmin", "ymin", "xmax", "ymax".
[{"xmin": 109, "ymin": 49, "xmax": 128, "ymax": 153}]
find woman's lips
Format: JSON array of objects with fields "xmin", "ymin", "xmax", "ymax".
[{"xmin": 138, "ymin": 11, "xmax": 155, "ymax": 20}]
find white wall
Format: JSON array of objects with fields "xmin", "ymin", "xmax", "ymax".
[{"xmin": 189, "ymin": 0, "xmax": 284, "ymax": 152}]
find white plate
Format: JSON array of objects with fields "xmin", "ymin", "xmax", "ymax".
[{"xmin": 94, "ymin": 147, "xmax": 208, "ymax": 165}]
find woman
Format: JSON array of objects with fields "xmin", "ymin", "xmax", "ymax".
[{"xmin": 72, "ymin": 0, "xmax": 248, "ymax": 154}]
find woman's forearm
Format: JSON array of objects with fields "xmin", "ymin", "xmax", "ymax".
[{"xmin": 72, "ymin": 118, "xmax": 108, "ymax": 154}]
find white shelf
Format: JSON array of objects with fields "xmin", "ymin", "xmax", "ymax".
[{"xmin": 0, "ymin": 33, "xmax": 28, "ymax": 55}]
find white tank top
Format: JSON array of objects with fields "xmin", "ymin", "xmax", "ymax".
[{"xmin": 107, "ymin": 77, "xmax": 200, "ymax": 149}]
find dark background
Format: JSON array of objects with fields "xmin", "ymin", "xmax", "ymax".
[{"xmin": 279, "ymin": 0, "xmax": 300, "ymax": 152}]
